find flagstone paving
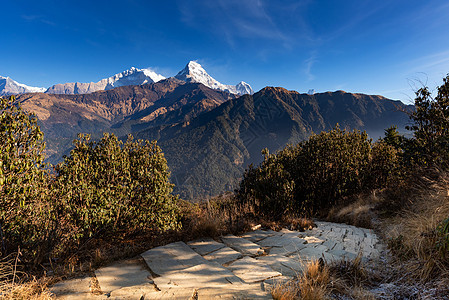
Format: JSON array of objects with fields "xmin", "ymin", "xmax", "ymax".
[{"xmin": 49, "ymin": 220, "xmax": 384, "ymax": 299}]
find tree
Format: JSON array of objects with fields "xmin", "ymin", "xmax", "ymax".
[
  {"xmin": 406, "ymin": 74, "xmax": 449, "ymax": 168},
  {"xmin": 383, "ymin": 125, "xmax": 404, "ymax": 150}
]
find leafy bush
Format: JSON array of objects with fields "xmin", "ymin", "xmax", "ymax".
[
  {"xmin": 237, "ymin": 126, "xmax": 401, "ymax": 217},
  {"xmin": 0, "ymin": 96, "xmax": 54, "ymax": 261},
  {"xmin": 237, "ymin": 149, "xmax": 295, "ymax": 219},
  {"xmin": 291, "ymin": 126, "xmax": 373, "ymax": 212},
  {"xmin": 54, "ymin": 133, "xmax": 180, "ymax": 246}
]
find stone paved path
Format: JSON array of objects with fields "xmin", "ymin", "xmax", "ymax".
[{"xmin": 50, "ymin": 221, "xmax": 384, "ymax": 299}]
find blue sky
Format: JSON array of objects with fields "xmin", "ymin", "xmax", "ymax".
[{"xmin": 2, "ymin": 0, "xmax": 449, "ymax": 103}]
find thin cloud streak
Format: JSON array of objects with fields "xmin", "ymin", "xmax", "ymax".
[
  {"xmin": 21, "ymin": 14, "xmax": 56, "ymax": 26},
  {"xmin": 304, "ymin": 53, "xmax": 317, "ymax": 81}
]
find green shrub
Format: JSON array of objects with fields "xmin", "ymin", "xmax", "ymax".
[
  {"xmin": 237, "ymin": 149, "xmax": 295, "ymax": 219},
  {"xmin": 292, "ymin": 126, "xmax": 372, "ymax": 212},
  {"xmin": 54, "ymin": 133, "xmax": 179, "ymax": 247},
  {"xmin": 237, "ymin": 125, "xmax": 401, "ymax": 217},
  {"xmin": 0, "ymin": 96, "xmax": 54, "ymax": 262},
  {"xmin": 368, "ymin": 140, "xmax": 401, "ymax": 187},
  {"xmin": 0, "ymin": 95, "xmax": 180, "ymax": 266}
]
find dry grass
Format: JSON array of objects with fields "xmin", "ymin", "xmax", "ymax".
[
  {"xmin": 384, "ymin": 171, "xmax": 449, "ymax": 282},
  {"xmin": 271, "ymin": 259, "xmax": 330, "ymax": 300},
  {"xmin": 271, "ymin": 255, "xmax": 380, "ymax": 300},
  {"xmin": 180, "ymin": 192, "xmax": 316, "ymax": 239},
  {"xmin": 326, "ymin": 192, "xmax": 383, "ymax": 229},
  {"xmin": 179, "ymin": 194, "xmax": 255, "ymax": 239},
  {"xmin": 0, "ymin": 278, "xmax": 53, "ymax": 300},
  {"xmin": 0, "ymin": 255, "xmax": 54, "ymax": 300}
]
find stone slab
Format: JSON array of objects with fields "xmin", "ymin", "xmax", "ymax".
[
  {"xmin": 203, "ymin": 246, "xmax": 243, "ymax": 265},
  {"xmin": 153, "ymin": 262, "xmax": 242, "ymax": 289},
  {"xmin": 188, "ymin": 238, "xmax": 225, "ymax": 256},
  {"xmin": 256, "ymin": 254, "xmax": 304, "ymax": 277},
  {"xmin": 257, "ymin": 235, "xmax": 306, "ymax": 248},
  {"xmin": 49, "ymin": 276, "xmax": 96, "ymax": 299},
  {"xmin": 328, "ymin": 249, "xmax": 358, "ymax": 261},
  {"xmin": 269, "ymin": 241, "xmax": 307, "ymax": 256},
  {"xmin": 141, "ymin": 241, "xmax": 208, "ymax": 276},
  {"xmin": 240, "ymin": 229, "xmax": 276, "ymax": 243},
  {"xmin": 279, "ymin": 228, "xmax": 302, "ymax": 239},
  {"xmin": 227, "ymin": 256, "xmax": 281, "ymax": 283},
  {"xmin": 221, "ymin": 234, "xmax": 264, "ymax": 256},
  {"xmin": 197, "ymin": 285, "xmax": 272, "ymax": 299},
  {"xmin": 294, "ymin": 244, "xmax": 329, "ymax": 261},
  {"xmin": 263, "ymin": 276, "xmax": 292, "ymax": 289},
  {"xmin": 94, "ymin": 258, "xmax": 152, "ymax": 295},
  {"xmin": 132, "ymin": 287, "xmax": 196, "ymax": 300},
  {"xmin": 108, "ymin": 283, "xmax": 157, "ymax": 299},
  {"xmin": 322, "ymin": 239, "xmax": 338, "ymax": 250}
]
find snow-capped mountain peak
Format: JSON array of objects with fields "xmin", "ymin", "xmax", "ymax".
[
  {"xmin": 175, "ymin": 61, "xmax": 253, "ymax": 95},
  {"xmin": 236, "ymin": 81, "xmax": 254, "ymax": 95},
  {"xmin": 0, "ymin": 76, "xmax": 46, "ymax": 96},
  {"xmin": 103, "ymin": 67, "xmax": 166, "ymax": 89},
  {"xmin": 46, "ymin": 67, "xmax": 166, "ymax": 94}
]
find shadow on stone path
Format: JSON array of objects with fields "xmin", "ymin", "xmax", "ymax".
[{"xmin": 50, "ymin": 221, "xmax": 384, "ymax": 299}]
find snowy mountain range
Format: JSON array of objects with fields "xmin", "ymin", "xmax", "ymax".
[{"xmin": 0, "ymin": 61, "xmax": 253, "ymax": 96}]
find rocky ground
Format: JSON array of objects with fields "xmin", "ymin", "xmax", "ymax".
[{"xmin": 49, "ymin": 221, "xmax": 385, "ymax": 299}]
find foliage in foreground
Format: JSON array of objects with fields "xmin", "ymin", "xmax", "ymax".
[
  {"xmin": 271, "ymin": 256, "xmax": 376, "ymax": 300},
  {"xmin": 0, "ymin": 96, "xmax": 179, "ymax": 266},
  {"xmin": 55, "ymin": 133, "xmax": 179, "ymax": 245}
]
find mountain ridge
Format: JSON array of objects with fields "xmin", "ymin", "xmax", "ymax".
[{"xmin": 1, "ymin": 61, "xmax": 254, "ymax": 96}]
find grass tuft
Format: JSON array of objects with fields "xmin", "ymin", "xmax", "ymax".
[
  {"xmin": 271, "ymin": 259, "xmax": 331, "ymax": 300},
  {"xmin": 385, "ymin": 170, "xmax": 449, "ymax": 282}
]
